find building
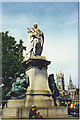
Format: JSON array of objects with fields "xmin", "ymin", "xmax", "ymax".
[
  {"xmin": 56, "ymin": 72, "xmax": 71, "ymax": 105},
  {"xmin": 56, "ymin": 72, "xmax": 65, "ymax": 96},
  {"xmin": 68, "ymin": 75, "xmax": 79, "ymax": 101}
]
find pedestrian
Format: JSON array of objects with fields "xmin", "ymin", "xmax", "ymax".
[
  {"xmin": 67, "ymin": 102, "xmax": 70, "ymax": 115},
  {"xmin": 73, "ymin": 103, "xmax": 76, "ymax": 114},
  {"xmin": 29, "ymin": 106, "xmax": 37, "ymax": 118},
  {"xmin": 70, "ymin": 102, "xmax": 73, "ymax": 114},
  {"xmin": 36, "ymin": 111, "xmax": 43, "ymax": 119},
  {"xmin": 73, "ymin": 103, "xmax": 75, "ymax": 114},
  {"xmin": 77, "ymin": 102, "xmax": 79, "ymax": 114},
  {"xmin": 75, "ymin": 102, "xmax": 79, "ymax": 114}
]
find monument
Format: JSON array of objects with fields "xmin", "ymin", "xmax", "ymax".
[
  {"xmin": 22, "ymin": 23, "xmax": 53, "ymax": 108},
  {"xmin": 2, "ymin": 24, "xmax": 68, "ymax": 119}
]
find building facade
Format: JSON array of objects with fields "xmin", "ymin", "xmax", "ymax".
[
  {"xmin": 56, "ymin": 72, "xmax": 65, "ymax": 96},
  {"xmin": 68, "ymin": 75, "xmax": 78, "ymax": 101}
]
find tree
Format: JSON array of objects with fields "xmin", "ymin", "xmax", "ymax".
[{"xmin": 2, "ymin": 31, "xmax": 26, "ymax": 101}]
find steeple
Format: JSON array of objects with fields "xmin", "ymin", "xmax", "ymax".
[
  {"xmin": 68, "ymin": 75, "xmax": 75, "ymax": 89},
  {"xmin": 68, "ymin": 75, "xmax": 77, "ymax": 100},
  {"xmin": 69, "ymin": 75, "xmax": 71, "ymax": 81},
  {"xmin": 69, "ymin": 75, "xmax": 73, "ymax": 86}
]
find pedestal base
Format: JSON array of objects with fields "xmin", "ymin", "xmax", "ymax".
[
  {"xmin": 2, "ymin": 56, "xmax": 69, "ymax": 118},
  {"xmin": 7, "ymin": 99, "xmax": 25, "ymax": 107},
  {"xmin": 2, "ymin": 107, "xmax": 19, "ymax": 119},
  {"xmin": 23, "ymin": 56, "xmax": 54, "ymax": 108},
  {"xmin": 25, "ymin": 95, "xmax": 54, "ymax": 108},
  {"xmin": 2, "ymin": 102, "xmax": 69, "ymax": 119}
]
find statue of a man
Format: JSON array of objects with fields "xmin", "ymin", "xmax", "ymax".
[{"xmin": 27, "ymin": 24, "xmax": 44, "ymax": 56}]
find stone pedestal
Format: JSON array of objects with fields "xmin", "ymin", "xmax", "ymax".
[
  {"xmin": 22, "ymin": 56, "xmax": 54, "ymax": 108},
  {"xmin": 2, "ymin": 99, "xmax": 25, "ymax": 119},
  {"xmin": 2, "ymin": 56, "xmax": 69, "ymax": 119},
  {"xmin": 2, "ymin": 107, "xmax": 19, "ymax": 119},
  {"xmin": 2, "ymin": 104, "xmax": 69, "ymax": 119},
  {"xmin": 7, "ymin": 99, "xmax": 25, "ymax": 108},
  {"xmin": 21, "ymin": 106, "xmax": 69, "ymax": 119}
]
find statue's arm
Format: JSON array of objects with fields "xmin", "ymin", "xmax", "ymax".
[
  {"xmin": 27, "ymin": 28, "xmax": 30, "ymax": 33},
  {"xmin": 27, "ymin": 28, "xmax": 34, "ymax": 33}
]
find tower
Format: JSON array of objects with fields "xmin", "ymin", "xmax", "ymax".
[
  {"xmin": 68, "ymin": 75, "xmax": 77, "ymax": 100},
  {"xmin": 68, "ymin": 75, "xmax": 75, "ymax": 89},
  {"xmin": 56, "ymin": 72, "xmax": 65, "ymax": 96}
]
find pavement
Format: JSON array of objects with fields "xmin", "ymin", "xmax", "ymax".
[{"xmin": 69, "ymin": 113, "xmax": 79, "ymax": 119}]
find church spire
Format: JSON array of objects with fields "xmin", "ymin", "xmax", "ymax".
[
  {"xmin": 69, "ymin": 75, "xmax": 72, "ymax": 82},
  {"xmin": 69, "ymin": 75, "xmax": 73, "ymax": 86},
  {"xmin": 68, "ymin": 75, "xmax": 76, "ymax": 90}
]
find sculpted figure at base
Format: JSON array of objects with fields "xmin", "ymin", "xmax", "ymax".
[
  {"xmin": 48, "ymin": 74, "xmax": 60, "ymax": 106},
  {"xmin": 27, "ymin": 24, "xmax": 44, "ymax": 56},
  {"xmin": 6, "ymin": 73, "xmax": 29, "ymax": 99}
]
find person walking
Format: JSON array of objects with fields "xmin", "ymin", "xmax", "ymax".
[{"xmin": 67, "ymin": 102, "xmax": 71, "ymax": 115}]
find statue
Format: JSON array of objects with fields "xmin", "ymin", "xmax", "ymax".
[
  {"xmin": 48, "ymin": 74, "xmax": 59, "ymax": 106},
  {"xmin": 27, "ymin": 23, "xmax": 44, "ymax": 56},
  {"xmin": 6, "ymin": 73, "xmax": 29, "ymax": 99}
]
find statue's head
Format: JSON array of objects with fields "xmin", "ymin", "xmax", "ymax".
[
  {"xmin": 34, "ymin": 23, "xmax": 38, "ymax": 28},
  {"xmin": 20, "ymin": 73, "xmax": 24, "ymax": 79},
  {"xmin": 31, "ymin": 106, "xmax": 37, "ymax": 111},
  {"xmin": 49, "ymin": 74, "xmax": 54, "ymax": 78},
  {"xmin": 48, "ymin": 74, "xmax": 55, "ymax": 82}
]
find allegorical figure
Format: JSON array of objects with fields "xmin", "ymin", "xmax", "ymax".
[
  {"xmin": 27, "ymin": 23, "xmax": 44, "ymax": 57},
  {"xmin": 48, "ymin": 74, "xmax": 59, "ymax": 106},
  {"xmin": 6, "ymin": 73, "xmax": 29, "ymax": 99}
]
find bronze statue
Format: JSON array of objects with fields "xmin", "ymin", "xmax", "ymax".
[
  {"xmin": 6, "ymin": 73, "xmax": 29, "ymax": 99},
  {"xmin": 48, "ymin": 74, "xmax": 59, "ymax": 106}
]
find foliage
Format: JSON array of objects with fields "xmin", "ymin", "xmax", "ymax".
[{"xmin": 2, "ymin": 31, "xmax": 26, "ymax": 100}]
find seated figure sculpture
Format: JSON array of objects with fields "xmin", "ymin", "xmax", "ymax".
[
  {"xmin": 27, "ymin": 23, "xmax": 44, "ymax": 56},
  {"xmin": 48, "ymin": 74, "xmax": 59, "ymax": 106},
  {"xmin": 6, "ymin": 73, "xmax": 29, "ymax": 99}
]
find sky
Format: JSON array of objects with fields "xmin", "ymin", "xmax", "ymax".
[{"xmin": 1, "ymin": 1, "xmax": 78, "ymax": 89}]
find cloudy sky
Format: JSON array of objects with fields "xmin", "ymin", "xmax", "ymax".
[{"xmin": 2, "ymin": 1, "xmax": 78, "ymax": 89}]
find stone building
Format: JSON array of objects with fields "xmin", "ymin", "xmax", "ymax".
[
  {"xmin": 68, "ymin": 75, "xmax": 78, "ymax": 101},
  {"xmin": 56, "ymin": 72, "xmax": 71, "ymax": 105},
  {"xmin": 56, "ymin": 72, "xmax": 65, "ymax": 96}
]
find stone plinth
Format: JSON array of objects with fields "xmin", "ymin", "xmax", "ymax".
[
  {"xmin": 21, "ymin": 106, "xmax": 69, "ymax": 119},
  {"xmin": 2, "ymin": 107, "xmax": 18, "ymax": 119},
  {"xmin": 2, "ymin": 99, "xmax": 25, "ymax": 119},
  {"xmin": 2, "ymin": 56, "xmax": 68, "ymax": 119},
  {"xmin": 2, "ymin": 106, "xmax": 69, "ymax": 119},
  {"xmin": 7, "ymin": 99, "xmax": 25, "ymax": 108},
  {"xmin": 22, "ymin": 56, "xmax": 53, "ymax": 108}
]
